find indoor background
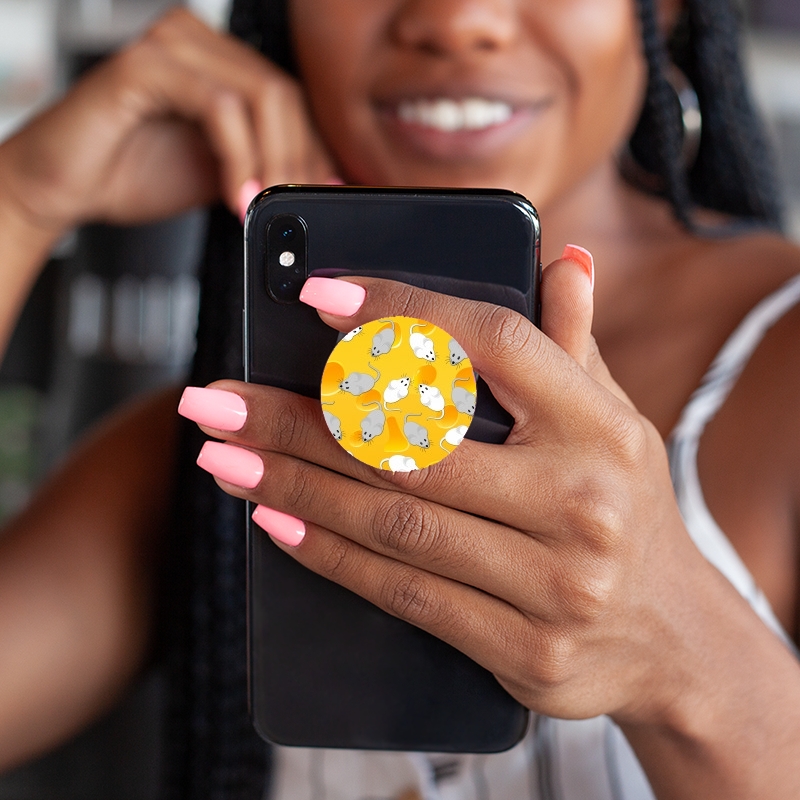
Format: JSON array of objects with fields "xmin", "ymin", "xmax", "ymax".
[{"xmin": 0, "ymin": 0, "xmax": 797, "ymax": 796}]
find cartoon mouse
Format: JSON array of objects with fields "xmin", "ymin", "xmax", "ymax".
[
  {"xmin": 448, "ymin": 339, "xmax": 468, "ymax": 366},
  {"xmin": 321, "ymin": 403, "xmax": 343, "ymax": 441},
  {"xmin": 452, "ymin": 376, "xmax": 476, "ymax": 416},
  {"xmin": 340, "ymin": 363, "xmax": 380, "ymax": 396},
  {"xmin": 359, "ymin": 401, "xmax": 386, "ymax": 442},
  {"xmin": 409, "ymin": 322, "xmax": 436, "ymax": 362},
  {"xmin": 370, "ymin": 320, "xmax": 397, "ymax": 357},
  {"xmin": 440, "ymin": 424, "xmax": 468, "ymax": 452},
  {"xmin": 383, "ymin": 375, "xmax": 411, "ymax": 410},
  {"xmin": 341, "ymin": 326, "xmax": 363, "ymax": 342},
  {"xmin": 418, "ymin": 383, "xmax": 445, "ymax": 418},
  {"xmin": 380, "ymin": 455, "xmax": 418, "ymax": 472},
  {"xmin": 403, "ymin": 412, "xmax": 430, "ymax": 449}
]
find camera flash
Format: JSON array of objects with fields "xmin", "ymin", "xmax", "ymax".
[{"xmin": 279, "ymin": 251, "xmax": 295, "ymax": 267}]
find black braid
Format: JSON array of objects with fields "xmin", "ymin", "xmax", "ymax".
[
  {"xmin": 162, "ymin": 1, "xmax": 785, "ymax": 797},
  {"xmin": 631, "ymin": 0, "xmax": 783, "ymax": 229}
]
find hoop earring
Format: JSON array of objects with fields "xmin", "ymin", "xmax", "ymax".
[{"xmin": 619, "ymin": 64, "xmax": 702, "ymax": 193}]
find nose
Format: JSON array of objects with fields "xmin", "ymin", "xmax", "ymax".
[{"xmin": 391, "ymin": 0, "xmax": 518, "ymax": 57}]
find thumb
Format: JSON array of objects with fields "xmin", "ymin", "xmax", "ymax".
[{"xmin": 542, "ymin": 245, "xmax": 635, "ymax": 407}]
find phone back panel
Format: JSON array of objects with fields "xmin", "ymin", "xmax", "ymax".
[{"xmin": 245, "ymin": 187, "xmax": 539, "ymax": 752}]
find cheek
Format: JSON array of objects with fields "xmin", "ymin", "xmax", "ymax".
[
  {"xmin": 559, "ymin": 0, "xmax": 647, "ymax": 165},
  {"xmin": 289, "ymin": 1, "xmax": 381, "ymax": 152}
]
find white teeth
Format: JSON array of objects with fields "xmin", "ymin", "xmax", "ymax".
[{"xmin": 397, "ymin": 98, "xmax": 513, "ymax": 132}]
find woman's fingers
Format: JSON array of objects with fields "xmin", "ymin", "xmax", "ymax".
[
  {"xmin": 180, "ymin": 380, "xmax": 631, "ymax": 542},
  {"xmin": 203, "ymin": 443, "xmax": 565, "ymax": 615}
]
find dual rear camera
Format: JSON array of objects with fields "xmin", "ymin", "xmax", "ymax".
[{"xmin": 266, "ymin": 214, "xmax": 307, "ymax": 303}]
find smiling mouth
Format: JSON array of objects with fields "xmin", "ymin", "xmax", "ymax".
[{"xmin": 396, "ymin": 97, "xmax": 514, "ymax": 132}]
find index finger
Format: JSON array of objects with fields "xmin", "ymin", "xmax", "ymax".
[{"xmin": 299, "ymin": 275, "xmax": 599, "ymax": 431}]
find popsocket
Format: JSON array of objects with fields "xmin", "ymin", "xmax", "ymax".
[{"xmin": 320, "ymin": 317, "xmax": 477, "ymax": 471}]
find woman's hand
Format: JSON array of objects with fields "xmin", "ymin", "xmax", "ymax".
[
  {"xmin": 183, "ymin": 256, "xmax": 710, "ymax": 726},
  {"xmin": 0, "ymin": 7, "xmax": 336, "ymax": 236},
  {"xmin": 183, "ymin": 258, "xmax": 800, "ymax": 795}
]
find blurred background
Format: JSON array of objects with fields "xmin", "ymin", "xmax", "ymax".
[{"xmin": 0, "ymin": 0, "xmax": 797, "ymax": 796}]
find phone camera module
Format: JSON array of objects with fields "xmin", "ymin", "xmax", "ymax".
[{"xmin": 266, "ymin": 214, "xmax": 307, "ymax": 303}]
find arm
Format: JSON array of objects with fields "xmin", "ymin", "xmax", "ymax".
[
  {"xmin": 0, "ymin": 388, "xmax": 179, "ymax": 772},
  {"xmin": 0, "ymin": 7, "xmax": 335, "ymax": 358},
  {"xmin": 185, "ymin": 266, "xmax": 800, "ymax": 799}
]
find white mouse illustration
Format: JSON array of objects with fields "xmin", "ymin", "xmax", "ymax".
[
  {"xmin": 341, "ymin": 326, "xmax": 363, "ymax": 342},
  {"xmin": 380, "ymin": 455, "xmax": 418, "ymax": 472},
  {"xmin": 383, "ymin": 376, "xmax": 411, "ymax": 410},
  {"xmin": 440, "ymin": 424, "xmax": 468, "ymax": 452},
  {"xmin": 418, "ymin": 383, "xmax": 445, "ymax": 418},
  {"xmin": 409, "ymin": 322, "xmax": 436, "ymax": 362}
]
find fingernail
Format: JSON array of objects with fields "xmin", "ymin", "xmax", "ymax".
[
  {"xmin": 197, "ymin": 441, "xmax": 263, "ymax": 488},
  {"xmin": 252, "ymin": 505, "xmax": 306, "ymax": 547},
  {"xmin": 299, "ymin": 277, "xmax": 365, "ymax": 316},
  {"xmin": 325, "ymin": 176, "xmax": 345, "ymax": 185},
  {"xmin": 179, "ymin": 387, "xmax": 247, "ymax": 431},
  {"xmin": 561, "ymin": 244, "xmax": 595, "ymax": 293},
  {"xmin": 238, "ymin": 179, "xmax": 262, "ymax": 223}
]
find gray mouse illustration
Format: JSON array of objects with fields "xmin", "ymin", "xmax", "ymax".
[
  {"xmin": 340, "ymin": 363, "xmax": 380, "ymax": 396},
  {"xmin": 448, "ymin": 339, "xmax": 468, "ymax": 366},
  {"xmin": 360, "ymin": 401, "xmax": 386, "ymax": 442},
  {"xmin": 403, "ymin": 412, "xmax": 430, "ymax": 449},
  {"xmin": 370, "ymin": 320, "xmax": 396, "ymax": 357},
  {"xmin": 452, "ymin": 377, "xmax": 476, "ymax": 416},
  {"xmin": 322, "ymin": 406, "xmax": 343, "ymax": 441}
]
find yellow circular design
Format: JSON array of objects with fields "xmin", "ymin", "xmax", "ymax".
[{"xmin": 320, "ymin": 317, "xmax": 476, "ymax": 471}]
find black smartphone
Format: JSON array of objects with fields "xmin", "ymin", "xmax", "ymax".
[{"xmin": 244, "ymin": 185, "xmax": 540, "ymax": 753}]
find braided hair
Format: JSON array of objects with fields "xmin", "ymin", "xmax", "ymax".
[{"xmin": 161, "ymin": 2, "xmax": 783, "ymax": 798}]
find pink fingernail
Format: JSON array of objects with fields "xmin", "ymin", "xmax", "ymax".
[
  {"xmin": 299, "ymin": 277, "xmax": 365, "ymax": 316},
  {"xmin": 196, "ymin": 441, "xmax": 263, "ymax": 488},
  {"xmin": 252, "ymin": 505, "xmax": 306, "ymax": 547},
  {"xmin": 179, "ymin": 387, "xmax": 247, "ymax": 431},
  {"xmin": 561, "ymin": 244, "xmax": 595, "ymax": 293},
  {"xmin": 325, "ymin": 176, "xmax": 345, "ymax": 185},
  {"xmin": 238, "ymin": 179, "xmax": 262, "ymax": 223}
]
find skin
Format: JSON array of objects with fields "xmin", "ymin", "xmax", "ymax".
[{"xmin": 0, "ymin": 1, "xmax": 798, "ymax": 797}]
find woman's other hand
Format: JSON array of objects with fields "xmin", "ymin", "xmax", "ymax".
[{"xmin": 0, "ymin": 7, "xmax": 337, "ymax": 236}]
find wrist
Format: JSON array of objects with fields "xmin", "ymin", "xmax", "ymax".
[{"xmin": 614, "ymin": 556, "xmax": 800, "ymax": 797}]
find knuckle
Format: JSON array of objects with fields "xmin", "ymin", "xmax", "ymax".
[
  {"xmin": 480, "ymin": 305, "xmax": 538, "ymax": 362},
  {"xmin": 390, "ymin": 281, "xmax": 424, "ymax": 320},
  {"xmin": 271, "ymin": 401, "xmax": 306, "ymax": 452},
  {"xmin": 562, "ymin": 477, "xmax": 628, "ymax": 553},
  {"xmin": 383, "ymin": 569, "xmax": 442, "ymax": 627},
  {"xmin": 560, "ymin": 557, "xmax": 619, "ymax": 623},
  {"xmin": 316, "ymin": 535, "xmax": 351, "ymax": 582},
  {"xmin": 374, "ymin": 494, "xmax": 439, "ymax": 558},
  {"xmin": 531, "ymin": 630, "xmax": 576, "ymax": 688},
  {"xmin": 281, "ymin": 460, "xmax": 316, "ymax": 514}
]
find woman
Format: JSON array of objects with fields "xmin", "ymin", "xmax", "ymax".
[{"xmin": 0, "ymin": 0, "xmax": 798, "ymax": 797}]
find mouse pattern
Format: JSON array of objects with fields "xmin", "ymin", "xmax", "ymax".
[{"xmin": 320, "ymin": 316, "xmax": 476, "ymax": 470}]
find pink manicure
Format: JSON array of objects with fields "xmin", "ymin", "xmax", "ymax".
[
  {"xmin": 238, "ymin": 179, "xmax": 262, "ymax": 223},
  {"xmin": 179, "ymin": 387, "xmax": 247, "ymax": 431},
  {"xmin": 561, "ymin": 244, "xmax": 595, "ymax": 293},
  {"xmin": 252, "ymin": 505, "xmax": 306, "ymax": 547},
  {"xmin": 196, "ymin": 441, "xmax": 263, "ymax": 488},
  {"xmin": 299, "ymin": 277, "xmax": 366, "ymax": 317}
]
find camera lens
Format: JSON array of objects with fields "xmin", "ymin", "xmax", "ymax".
[{"xmin": 280, "ymin": 224, "xmax": 296, "ymax": 242}]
